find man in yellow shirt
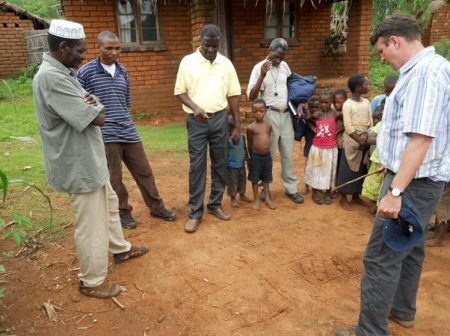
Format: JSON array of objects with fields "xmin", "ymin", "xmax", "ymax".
[{"xmin": 174, "ymin": 24, "xmax": 242, "ymax": 233}]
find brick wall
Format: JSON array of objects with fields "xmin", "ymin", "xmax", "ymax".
[
  {"xmin": 63, "ymin": 0, "xmax": 192, "ymax": 117},
  {"xmin": 232, "ymin": 0, "xmax": 371, "ymax": 88},
  {"xmin": 0, "ymin": 12, "xmax": 34, "ymax": 78},
  {"xmin": 428, "ymin": 2, "xmax": 450, "ymax": 45},
  {"xmin": 63, "ymin": 0, "xmax": 372, "ymax": 119}
]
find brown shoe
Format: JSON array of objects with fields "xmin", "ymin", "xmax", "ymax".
[
  {"xmin": 79, "ymin": 281, "xmax": 122, "ymax": 299},
  {"xmin": 389, "ymin": 314, "xmax": 415, "ymax": 328},
  {"xmin": 113, "ymin": 245, "xmax": 149, "ymax": 264},
  {"xmin": 185, "ymin": 218, "xmax": 202, "ymax": 233},
  {"xmin": 207, "ymin": 207, "xmax": 231, "ymax": 221},
  {"xmin": 334, "ymin": 327, "xmax": 357, "ymax": 336}
]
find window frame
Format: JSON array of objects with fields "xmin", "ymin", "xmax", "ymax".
[
  {"xmin": 261, "ymin": 0, "xmax": 300, "ymax": 47},
  {"xmin": 115, "ymin": 0, "xmax": 167, "ymax": 52}
]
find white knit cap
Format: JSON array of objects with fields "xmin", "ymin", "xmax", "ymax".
[{"xmin": 48, "ymin": 19, "xmax": 86, "ymax": 39}]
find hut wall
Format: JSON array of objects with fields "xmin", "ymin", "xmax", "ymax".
[
  {"xmin": 63, "ymin": 0, "xmax": 192, "ymax": 118},
  {"xmin": 0, "ymin": 11, "xmax": 34, "ymax": 78}
]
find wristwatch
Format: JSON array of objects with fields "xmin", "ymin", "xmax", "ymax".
[{"xmin": 389, "ymin": 186, "xmax": 404, "ymax": 197}]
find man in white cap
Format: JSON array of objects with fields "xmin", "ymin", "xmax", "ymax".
[{"xmin": 33, "ymin": 19, "xmax": 149, "ymax": 299}]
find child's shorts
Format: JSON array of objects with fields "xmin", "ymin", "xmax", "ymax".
[{"xmin": 248, "ymin": 152, "xmax": 272, "ymax": 184}]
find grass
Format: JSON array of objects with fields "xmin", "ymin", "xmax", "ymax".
[{"xmin": 0, "ymin": 96, "xmax": 188, "ymax": 244}]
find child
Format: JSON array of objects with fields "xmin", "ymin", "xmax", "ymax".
[
  {"xmin": 226, "ymin": 116, "xmax": 252, "ymax": 207},
  {"xmin": 336, "ymin": 74, "xmax": 373, "ymax": 211},
  {"xmin": 332, "ymin": 88, "xmax": 348, "ymax": 199},
  {"xmin": 301, "ymin": 96, "xmax": 320, "ymax": 195},
  {"xmin": 247, "ymin": 98, "xmax": 276, "ymax": 210},
  {"xmin": 361, "ymin": 99, "xmax": 386, "ymax": 213},
  {"xmin": 426, "ymin": 184, "xmax": 449, "ymax": 247},
  {"xmin": 304, "ymin": 89, "xmax": 338, "ymax": 204}
]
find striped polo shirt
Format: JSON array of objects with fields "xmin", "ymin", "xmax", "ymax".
[
  {"xmin": 377, "ymin": 47, "xmax": 450, "ymax": 182},
  {"xmin": 77, "ymin": 57, "xmax": 140, "ymax": 144}
]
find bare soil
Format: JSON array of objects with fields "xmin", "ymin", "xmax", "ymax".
[{"xmin": 1, "ymin": 139, "xmax": 449, "ymax": 336}]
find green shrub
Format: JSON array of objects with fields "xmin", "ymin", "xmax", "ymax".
[
  {"xmin": 368, "ymin": 53, "xmax": 398, "ymax": 94},
  {"xmin": 0, "ymin": 65, "xmax": 38, "ymax": 102},
  {"xmin": 434, "ymin": 37, "xmax": 450, "ymax": 61}
]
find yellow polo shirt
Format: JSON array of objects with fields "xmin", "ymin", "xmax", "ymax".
[{"xmin": 174, "ymin": 50, "xmax": 241, "ymax": 114}]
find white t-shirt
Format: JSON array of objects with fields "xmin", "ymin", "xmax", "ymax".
[{"xmin": 101, "ymin": 62, "xmax": 116, "ymax": 77}]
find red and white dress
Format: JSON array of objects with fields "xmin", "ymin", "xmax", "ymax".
[{"xmin": 304, "ymin": 116, "xmax": 338, "ymax": 190}]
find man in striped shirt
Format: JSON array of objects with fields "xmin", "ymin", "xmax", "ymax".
[
  {"xmin": 78, "ymin": 31, "xmax": 176, "ymax": 229},
  {"xmin": 336, "ymin": 14, "xmax": 449, "ymax": 336}
]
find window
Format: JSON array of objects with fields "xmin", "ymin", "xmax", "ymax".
[
  {"xmin": 116, "ymin": 0, "xmax": 160, "ymax": 44},
  {"xmin": 264, "ymin": 1, "xmax": 297, "ymax": 41}
]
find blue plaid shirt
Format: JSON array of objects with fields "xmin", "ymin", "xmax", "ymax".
[{"xmin": 377, "ymin": 47, "xmax": 450, "ymax": 182}]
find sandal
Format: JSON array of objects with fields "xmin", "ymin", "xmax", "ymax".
[
  {"xmin": 79, "ymin": 281, "xmax": 121, "ymax": 298},
  {"xmin": 312, "ymin": 194, "xmax": 323, "ymax": 205},
  {"xmin": 114, "ymin": 245, "xmax": 149, "ymax": 264}
]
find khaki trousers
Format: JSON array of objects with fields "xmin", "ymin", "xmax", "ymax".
[
  {"xmin": 70, "ymin": 181, "xmax": 131, "ymax": 287},
  {"xmin": 265, "ymin": 109, "xmax": 298, "ymax": 194}
]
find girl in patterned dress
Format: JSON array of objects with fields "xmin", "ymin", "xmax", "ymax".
[{"xmin": 304, "ymin": 90, "xmax": 338, "ymax": 205}]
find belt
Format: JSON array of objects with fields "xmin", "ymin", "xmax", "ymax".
[
  {"xmin": 386, "ymin": 169, "xmax": 432, "ymax": 182},
  {"xmin": 267, "ymin": 106, "xmax": 289, "ymax": 113},
  {"xmin": 205, "ymin": 110, "xmax": 225, "ymax": 118}
]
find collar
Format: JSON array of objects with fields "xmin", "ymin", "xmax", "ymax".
[
  {"xmin": 95, "ymin": 56, "xmax": 123, "ymax": 75},
  {"xmin": 43, "ymin": 52, "xmax": 76, "ymax": 77},
  {"xmin": 195, "ymin": 48, "xmax": 222, "ymax": 65},
  {"xmin": 399, "ymin": 46, "xmax": 435, "ymax": 75}
]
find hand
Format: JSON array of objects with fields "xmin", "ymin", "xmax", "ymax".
[
  {"xmin": 192, "ymin": 106, "xmax": 208, "ymax": 122},
  {"xmin": 84, "ymin": 93, "xmax": 98, "ymax": 106},
  {"xmin": 296, "ymin": 104, "xmax": 304, "ymax": 119},
  {"xmin": 260, "ymin": 60, "xmax": 271, "ymax": 78},
  {"xmin": 378, "ymin": 192, "xmax": 401, "ymax": 219},
  {"xmin": 231, "ymin": 126, "xmax": 241, "ymax": 144}
]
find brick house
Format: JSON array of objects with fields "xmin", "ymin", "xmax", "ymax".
[
  {"xmin": 423, "ymin": 1, "xmax": 450, "ymax": 46},
  {"xmin": 62, "ymin": 0, "xmax": 372, "ymax": 118},
  {"xmin": 0, "ymin": 1, "xmax": 49, "ymax": 78}
]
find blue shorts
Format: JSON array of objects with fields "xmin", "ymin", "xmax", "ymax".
[{"xmin": 248, "ymin": 152, "xmax": 272, "ymax": 183}]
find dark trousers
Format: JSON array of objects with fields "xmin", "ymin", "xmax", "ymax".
[
  {"xmin": 226, "ymin": 166, "xmax": 247, "ymax": 197},
  {"xmin": 356, "ymin": 173, "xmax": 445, "ymax": 336},
  {"xmin": 186, "ymin": 110, "xmax": 228, "ymax": 219},
  {"xmin": 105, "ymin": 142, "xmax": 164, "ymax": 216}
]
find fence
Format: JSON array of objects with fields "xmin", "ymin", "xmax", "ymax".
[{"xmin": 24, "ymin": 29, "xmax": 48, "ymax": 65}]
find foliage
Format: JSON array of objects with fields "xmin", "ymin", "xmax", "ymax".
[
  {"xmin": 0, "ymin": 65, "xmax": 38, "ymax": 102},
  {"xmin": 323, "ymin": 32, "xmax": 347, "ymax": 55},
  {"xmin": 434, "ymin": 37, "xmax": 450, "ymax": 60},
  {"xmin": 371, "ymin": 0, "xmax": 441, "ymax": 30},
  {"xmin": 368, "ymin": 54, "xmax": 398, "ymax": 94},
  {"xmin": 6, "ymin": 0, "xmax": 61, "ymax": 19}
]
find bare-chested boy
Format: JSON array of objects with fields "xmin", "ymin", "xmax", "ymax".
[{"xmin": 247, "ymin": 98, "xmax": 276, "ymax": 210}]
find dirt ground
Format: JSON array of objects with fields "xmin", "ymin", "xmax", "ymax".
[{"xmin": 1, "ymin": 136, "xmax": 449, "ymax": 336}]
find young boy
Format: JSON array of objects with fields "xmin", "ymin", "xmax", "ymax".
[
  {"xmin": 247, "ymin": 99, "xmax": 276, "ymax": 210},
  {"xmin": 226, "ymin": 116, "xmax": 252, "ymax": 207},
  {"xmin": 332, "ymin": 88, "xmax": 348, "ymax": 199}
]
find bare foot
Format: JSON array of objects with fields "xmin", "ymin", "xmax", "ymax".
[
  {"xmin": 340, "ymin": 195, "xmax": 353, "ymax": 211},
  {"xmin": 353, "ymin": 195, "xmax": 372, "ymax": 208},
  {"xmin": 265, "ymin": 197, "xmax": 277, "ymax": 209},
  {"xmin": 301, "ymin": 185, "xmax": 310, "ymax": 195},
  {"xmin": 231, "ymin": 197, "xmax": 239, "ymax": 208},
  {"xmin": 426, "ymin": 239, "xmax": 443, "ymax": 247},
  {"xmin": 253, "ymin": 199, "xmax": 261, "ymax": 210},
  {"xmin": 239, "ymin": 194, "xmax": 252, "ymax": 202}
]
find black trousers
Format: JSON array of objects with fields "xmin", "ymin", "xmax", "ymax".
[
  {"xmin": 356, "ymin": 173, "xmax": 445, "ymax": 335},
  {"xmin": 186, "ymin": 110, "xmax": 228, "ymax": 219}
]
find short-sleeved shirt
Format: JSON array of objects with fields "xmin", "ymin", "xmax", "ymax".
[
  {"xmin": 378, "ymin": 47, "xmax": 450, "ymax": 181},
  {"xmin": 174, "ymin": 50, "xmax": 241, "ymax": 114},
  {"xmin": 370, "ymin": 94, "xmax": 386, "ymax": 113},
  {"xmin": 227, "ymin": 135, "xmax": 246, "ymax": 169},
  {"xmin": 369, "ymin": 121, "xmax": 382, "ymax": 164},
  {"xmin": 246, "ymin": 60, "xmax": 291, "ymax": 111},
  {"xmin": 342, "ymin": 98, "xmax": 373, "ymax": 135},
  {"xmin": 77, "ymin": 57, "xmax": 140, "ymax": 144},
  {"xmin": 33, "ymin": 53, "xmax": 108, "ymax": 194}
]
